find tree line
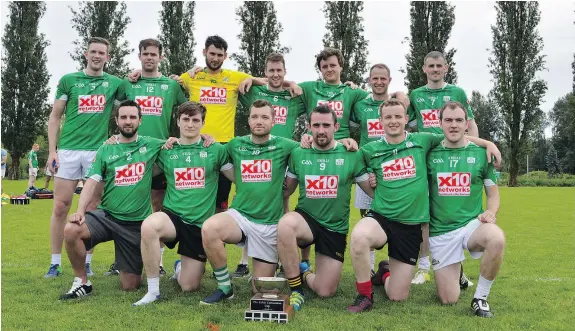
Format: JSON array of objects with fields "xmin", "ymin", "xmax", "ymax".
[{"xmin": 2, "ymin": 1, "xmax": 574, "ymax": 186}]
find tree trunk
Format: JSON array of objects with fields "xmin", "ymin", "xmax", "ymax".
[
  {"xmin": 10, "ymin": 157, "xmax": 20, "ymax": 180},
  {"xmin": 508, "ymin": 146, "xmax": 519, "ymax": 187}
]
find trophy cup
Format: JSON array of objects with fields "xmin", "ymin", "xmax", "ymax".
[{"xmin": 244, "ymin": 277, "xmax": 294, "ymax": 323}]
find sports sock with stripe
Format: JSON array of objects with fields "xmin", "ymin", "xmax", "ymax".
[{"xmin": 213, "ymin": 265, "xmax": 232, "ymax": 295}]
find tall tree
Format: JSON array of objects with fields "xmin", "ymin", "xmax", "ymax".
[
  {"xmin": 402, "ymin": 1, "xmax": 458, "ymax": 92},
  {"xmin": 545, "ymin": 143, "xmax": 561, "ymax": 177},
  {"xmin": 69, "ymin": 1, "xmax": 133, "ymax": 77},
  {"xmin": 549, "ymin": 93, "xmax": 575, "ymax": 174},
  {"xmin": 158, "ymin": 1, "xmax": 197, "ymax": 76},
  {"xmin": 468, "ymin": 91, "xmax": 504, "ymax": 143},
  {"xmin": 322, "ymin": 1, "xmax": 369, "ymax": 85},
  {"xmin": 1, "ymin": 2, "xmax": 51, "ymax": 180},
  {"xmin": 230, "ymin": 1, "xmax": 290, "ymax": 136},
  {"xmin": 488, "ymin": 2, "xmax": 547, "ymax": 186}
]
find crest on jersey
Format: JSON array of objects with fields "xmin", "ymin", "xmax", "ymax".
[
  {"xmin": 161, "ymin": 84, "xmax": 168, "ymax": 91},
  {"xmin": 336, "ymin": 159, "xmax": 344, "ymax": 166},
  {"xmin": 443, "ymin": 96, "xmax": 451, "ymax": 102},
  {"xmin": 200, "ymin": 151, "xmax": 207, "ymax": 158},
  {"xmin": 467, "ymin": 157, "xmax": 475, "ymax": 164},
  {"xmin": 268, "ymin": 145, "xmax": 276, "ymax": 151},
  {"xmin": 102, "ymin": 82, "xmax": 109, "ymax": 88},
  {"xmin": 223, "ymin": 77, "xmax": 230, "ymax": 82},
  {"xmin": 406, "ymin": 141, "xmax": 414, "ymax": 148},
  {"xmin": 139, "ymin": 147, "xmax": 147, "ymax": 154}
]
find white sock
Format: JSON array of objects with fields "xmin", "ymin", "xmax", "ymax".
[
  {"xmin": 85, "ymin": 254, "xmax": 93, "ymax": 264},
  {"xmin": 418, "ymin": 256, "xmax": 430, "ymax": 271},
  {"xmin": 147, "ymin": 277, "xmax": 160, "ymax": 295},
  {"xmin": 51, "ymin": 254, "xmax": 61, "ymax": 266},
  {"xmin": 370, "ymin": 250, "xmax": 375, "ymax": 271},
  {"xmin": 474, "ymin": 275, "xmax": 494, "ymax": 300},
  {"xmin": 240, "ymin": 248, "xmax": 249, "ymax": 265},
  {"xmin": 175, "ymin": 260, "xmax": 182, "ymax": 278},
  {"xmin": 159, "ymin": 247, "xmax": 165, "ymax": 267}
]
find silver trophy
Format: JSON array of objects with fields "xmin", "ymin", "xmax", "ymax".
[{"xmin": 244, "ymin": 277, "xmax": 294, "ymax": 323}]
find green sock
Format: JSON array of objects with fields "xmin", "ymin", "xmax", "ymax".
[{"xmin": 213, "ymin": 265, "xmax": 232, "ymax": 294}]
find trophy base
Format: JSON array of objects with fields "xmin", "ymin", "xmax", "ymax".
[{"xmin": 244, "ymin": 305, "xmax": 294, "ymax": 323}]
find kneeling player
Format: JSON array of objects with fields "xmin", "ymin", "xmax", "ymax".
[
  {"xmin": 134, "ymin": 102, "xmax": 234, "ymax": 306},
  {"xmin": 428, "ymin": 102, "xmax": 505, "ymax": 317},
  {"xmin": 60, "ymin": 101, "xmax": 164, "ymax": 300},
  {"xmin": 278, "ymin": 105, "xmax": 374, "ymax": 311}
]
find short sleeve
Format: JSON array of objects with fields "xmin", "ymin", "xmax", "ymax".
[
  {"xmin": 234, "ymin": 71, "xmax": 252, "ymax": 89},
  {"xmin": 173, "ymin": 80, "xmax": 188, "ymax": 105},
  {"xmin": 353, "ymin": 152, "xmax": 368, "ymax": 179},
  {"xmin": 293, "ymin": 95, "xmax": 307, "ymax": 116},
  {"xmin": 286, "ymin": 149, "xmax": 298, "ymax": 178},
  {"xmin": 283, "ymin": 138, "xmax": 299, "ymax": 157},
  {"xmin": 86, "ymin": 147, "xmax": 106, "ymax": 182},
  {"xmin": 483, "ymin": 156, "xmax": 498, "ymax": 187},
  {"xmin": 115, "ymin": 79, "xmax": 129, "ymax": 102},
  {"xmin": 216, "ymin": 143, "xmax": 232, "ymax": 169},
  {"xmin": 156, "ymin": 149, "xmax": 167, "ymax": 173},
  {"xmin": 180, "ymin": 73, "xmax": 192, "ymax": 96},
  {"xmin": 55, "ymin": 76, "xmax": 69, "ymax": 101},
  {"xmin": 415, "ymin": 132, "xmax": 444, "ymax": 152},
  {"xmin": 238, "ymin": 88, "xmax": 252, "ymax": 109}
]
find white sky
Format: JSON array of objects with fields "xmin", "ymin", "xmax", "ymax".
[{"xmin": 1, "ymin": 1, "xmax": 574, "ymax": 137}]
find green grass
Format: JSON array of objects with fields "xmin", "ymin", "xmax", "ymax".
[{"xmin": 2, "ymin": 180, "xmax": 574, "ymax": 330}]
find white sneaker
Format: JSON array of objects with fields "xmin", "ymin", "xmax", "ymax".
[
  {"xmin": 132, "ymin": 292, "xmax": 160, "ymax": 306},
  {"xmin": 411, "ymin": 269, "xmax": 431, "ymax": 284}
]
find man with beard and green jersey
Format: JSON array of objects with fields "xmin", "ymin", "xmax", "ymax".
[
  {"xmin": 200, "ymin": 99, "xmax": 299, "ymax": 305},
  {"xmin": 133, "ymin": 102, "xmax": 235, "ymax": 306},
  {"xmin": 427, "ymin": 101, "xmax": 504, "ymax": 318},
  {"xmin": 45, "ymin": 37, "xmax": 123, "ymax": 279},
  {"xmin": 278, "ymin": 105, "xmax": 374, "ymax": 311},
  {"xmin": 59, "ymin": 100, "xmax": 165, "ymax": 300},
  {"xmin": 407, "ymin": 51, "xmax": 478, "ymax": 287}
]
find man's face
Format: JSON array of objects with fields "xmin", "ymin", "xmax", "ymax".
[
  {"xmin": 84, "ymin": 42, "xmax": 110, "ymax": 72},
  {"xmin": 33, "ymin": 146, "xmax": 39, "ymax": 152},
  {"xmin": 177, "ymin": 113, "xmax": 204, "ymax": 139},
  {"xmin": 116, "ymin": 106, "xmax": 141, "ymax": 138},
  {"xmin": 379, "ymin": 105, "xmax": 407, "ymax": 138},
  {"xmin": 248, "ymin": 106, "xmax": 274, "ymax": 137},
  {"xmin": 203, "ymin": 45, "xmax": 226, "ymax": 71},
  {"xmin": 265, "ymin": 61, "xmax": 286, "ymax": 89},
  {"xmin": 369, "ymin": 67, "xmax": 391, "ymax": 95},
  {"xmin": 139, "ymin": 45, "xmax": 162, "ymax": 73},
  {"xmin": 307, "ymin": 112, "xmax": 339, "ymax": 148},
  {"xmin": 319, "ymin": 55, "xmax": 342, "ymax": 84},
  {"xmin": 423, "ymin": 57, "xmax": 448, "ymax": 83},
  {"xmin": 440, "ymin": 107, "xmax": 468, "ymax": 144}
]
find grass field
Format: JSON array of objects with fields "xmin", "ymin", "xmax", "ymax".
[{"xmin": 1, "ymin": 179, "xmax": 574, "ymax": 330}]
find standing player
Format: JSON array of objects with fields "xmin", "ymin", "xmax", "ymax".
[
  {"xmin": 346, "ymin": 100, "xmax": 500, "ymax": 312},
  {"xmin": 427, "ymin": 102, "xmax": 504, "ymax": 317},
  {"xmin": 45, "ymin": 37, "xmax": 123, "ymax": 278},
  {"xmin": 134, "ymin": 102, "xmax": 234, "ymax": 306},
  {"xmin": 27, "ymin": 144, "xmax": 40, "ymax": 189},
  {"xmin": 59, "ymin": 100, "xmax": 165, "ymax": 300},
  {"xmin": 200, "ymin": 99, "xmax": 299, "ymax": 304},
  {"xmin": 407, "ymin": 51, "xmax": 478, "ymax": 286},
  {"xmin": 278, "ymin": 105, "xmax": 374, "ymax": 311}
]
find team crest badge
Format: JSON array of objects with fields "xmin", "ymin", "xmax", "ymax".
[
  {"xmin": 161, "ymin": 84, "xmax": 168, "ymax": 91},
  {"xmin": 406, "ymin": 141, "xmax": 414, "ymax": 148},
  {"xmin": 200, "ymin": 151, "xmax": 207, "ymax": 158},
  {"xmin": 467, "ymin": 157, "xmax": 475, "ymax": 164},
  {"xmin": 443, "ymin": 96, "xmax": 451, "ymax": 102},
  {"xmin": 139, "ymin": 147, "xmax": 147, "ymax": 154},
  {"xmin": 336, "ymin": 159, "xmax": 344, "ymax": 166},
  {"xmin": 102, "ymin": 82, "xmax": 109, "ymax": 88},
  {"xmin": 223, "ymin": 77, "xmax": 230, "ymax": 82}
]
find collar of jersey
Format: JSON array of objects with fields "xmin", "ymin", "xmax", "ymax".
[
  {"xmin": 82, "ymin": 69, "xmax": 104, "ymax": 78},
  {"xmin": 176, "ymin": 138, "xmax": 203, "ymax": 147},
  {"xmin": 440, "ymin": 139, "xmax": 472, "ymax": 149},
  {"xmin": 382, "ymin": 131, "xmax": 409, "ymax": 145},
  {"xmin": 424, "ymin": 82, "xmax": 449, "ymax": 91},
  {"xmin": 311, "ymin": 141, "xmax": 340, "ymax": 151}
]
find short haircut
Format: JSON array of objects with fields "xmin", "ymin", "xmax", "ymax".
[
  {"xmin": 139, "ymin": 38, "xmax": 162, "ymax": 56},
  {"xmin": 32, "ymin": 143, "xmax": 39, "ymax": 148},
  {"xmin": 439, "ymin": 101, "xmax": 468, "ymax": 120},
  {"xmin": 177, "ymin": 101, "xmax": 207, "ymax": 121},
  {"xmin": 250, "ymin": 99, "xmax": 274, "ymax": 117},
  {"xmin": 266, "ymin": 52, "xmax": 285, "ymax": 67},
  {"xmin": 308, "ymin": 104, "xmax": 337, "ymax": 125},
  {"xmin": 379, "ymin": 98, "xmax": 407, "ymax": 116},
  {"xmin": 316, "ymin": 47, "xmax": 343, "ymax": 70},
  {"xmin": 369, "ymin": 63, "xmax": 391, "ymax": 77},
  {"xmin": 87, "ymin": 37, "xmax": 111, "ymax": 53},
  {"xmin": 424, "ymin": 51, "xmax": 446, "ymax": 64},
  {"xmin": 116, "ymin": 100, "xmax": 142, "ymax": 118},
  {"xmin": 205, "ymin": 35, "xmax": 228, "ymax": 52}
]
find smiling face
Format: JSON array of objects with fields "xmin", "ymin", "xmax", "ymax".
[
  {"xmin": 440, "ymin": 105, "xmax": 469, "ymax": 144},
  {"xmin": 379, "ymin": 104, "xmax": 407, "ymax": 139},
  {"xmin": 369, "ymin": 67, "xmax": 391, "ymax": 96},
  {"xmin": 265, "ymin": 61, "xmax": 285, "ymax": 89},
  {"xmin": 84, "ymin": 42, "xmax": 110, "ymax": 72},
  {"xmin": 423, "ymin": 56, "xmax": 448, "ymax": 84}
]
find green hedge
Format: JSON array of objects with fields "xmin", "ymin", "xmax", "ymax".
[{"xmin": 497, "ymin": 171, "xmax": 575, "ymax": 187}]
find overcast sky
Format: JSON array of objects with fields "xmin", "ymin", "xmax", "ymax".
[{"xmin": 1, "ymin": 1, "xmax": 574, "ymax": 136}]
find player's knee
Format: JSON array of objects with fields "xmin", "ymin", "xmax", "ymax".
[
  {"xmin": 63, "ymin": 223, "xmax": 81, "ymax": 240},
  {"xmin": 350, "ymin": 228, "xmax": 370, "ymax": 251},
  {"xmin": 277, "ymin": 216, "xmax": 298, "ymax": 237},
  {"xmin": 487, "ymin": 227, "xmax": 506, "ymax": 252},
  {"xmin": 53, "ymin": 199, "xmax": 72, "ymax": 219},
  {"xmin": 315, "ymin": 285, "xmax": 337, "ymax": 298},
  {"xmin": 387, "ymin": 292, "xmax": 409, "ymax": 302},
  {"xmin": 140, "ymin": 221, "xmax": 159, "ymax": 241},
  {"xmin": 179, "ymin": 279, "xmax": 200, "ymax": 292},
  {"xmin": 121, "ymin": 278, "xmax": 141, "ymax": 291},
  {"xmin": 437, "ymin": 288, "xmax": 459, "ymax": 305},
  {"xmin": 201, "ymin": 221, "xmax": 220, "ymax": 245}
]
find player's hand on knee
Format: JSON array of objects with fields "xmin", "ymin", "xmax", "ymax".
[
  {"xmin": 68, "ymin": 213, "xmax": 85, "ymax": 225},
  {"xmin": 187, "ymin": 66, "xmax": 203, "ymax": 79},
  {"xmin": 478, "ymin": 210, "xmax": 496, "ymax": 223},
  {"xmin": 128, "ymin": 69, "xmax": 142, "ymax": 83},
  {"xmin": 368, "ymin": 173, "xmax": 377, "ymax": 188},
  {"xmin": 162, "ymin": 137, "xmax": 179, "ymax": 150},
  {"xmin": 200, "ymin": 134, "xmax": 215, "ymax": 147},
  {"xmin": 339, "ymin": 138, "xmax": 358, "ymax": 151},
  {"xmin": 300, "ymin": 134, "xmax": 313, "ymax": 148}
]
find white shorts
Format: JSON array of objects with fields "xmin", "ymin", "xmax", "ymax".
[
  {"xmin": 430, "ymin": 219, "xmax": 483, "ymax": 270},
  {"xmin": 226, "ymin": 208, "xmax": 278, "ymax": 264},
  {"xmin": 1, "ymin": 168, "xmax": 5, "ymax": 178},
  {"xmin": 29, "ymin": 168, "xmax": 38, "ymax": 177},
  {"xmin": 354, "ymin": 184, "xmax": 373, "ymax": 209},
  {"xmin": 55, "ymin": 150, "xmax": 97, "ymax": 180}
]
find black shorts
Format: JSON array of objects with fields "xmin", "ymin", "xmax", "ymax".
[
  {"xmin": 295, "ymin": 208, "xmax": 347, "ymax": 263},
  {"xmin": 84, "ymin": 209, "xmax": 143, "ymax": 275},
  {"xmin": 151, "ymin": 173, "xmax": 167, "ymax": 190},
  {"xmin": 162, "ymin": 209, "xmax": 207, "ymax": 262},
  {"xmin": 367, "ymin": 210, "xmax": 422, "ymax": 266}
]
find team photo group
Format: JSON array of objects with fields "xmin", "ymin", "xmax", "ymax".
[{"xmin": 45, "ymin": 33, "xmax": 506, "ymax": 319}]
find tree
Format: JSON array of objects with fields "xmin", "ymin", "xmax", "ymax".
[
  {"xmin": 229, "ymin": 1, "xmax": 290, "ymax": 136},
  {"xmin": 1, "ymin": 2, "xmax": 51, "ymax": 180},
  {"xmin": 322, "ymin": 1, "xmax": 369, "ymax": 85},
  {"xmin": 158, "ymin": 1, "xmax": 197, "ymax": 76},
  {"xmin": 549, "ymin": 93, "xmax": 575, "ymax": 173},
  {"xmin": 488, "ymin": 2, "xmax": 547, "ymax": 186},
  {"xmin": 69, "ymin": 1, "xmax": 133, "ymax": 77},
  {"xmin": 402, "ymin": 1, "xmax": 458, "ymax": 92},
  {"xmin": 545, "ymin": 143, "xmax": 561, "ymax": 177},
  {"xmin": 468, "ymin": 91, "xmax": 504, "ymax": 143}
]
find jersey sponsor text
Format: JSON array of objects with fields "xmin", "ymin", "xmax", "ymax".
[
  {"xmin": 135, "ymin": 96, "xmax": 164, "ymax": 116},
  {"xmin": 421, "ymin": 109, "xmax": 440, "ymax": 128},
  {"xmin": 78, "ymin": 95, "xmax": 106, "ymax": 113},
  {"xmin": 437, "ymin": 172, "xmax": 471, "ymax": 196},
  {"xmin": 382, "ymin": 156, "xmax": 416, "ymax": 180},
  {"xmin": 115, "ymin": 162, "xmax": 145, "ymax": 186},
  {"xmin": 200, "ymin": 87, "xmax": 227, "ymax": 104},
  {"xmin": 273, "ymin": 105, "xmax": 288, "ymax": 125},
  {"xmin": 318, "ymin": 100, "xmax": 344, "ymax": 118},
  {"xmin": 241, "ymin": 159, "xmax": 272, "ymax": 182},
  {"xmin": 367, "ymin": 119, "xmax": 385, "ymax": 137},
  {"xmin": 174, "ymin": 167, "xmax": 205, "ymax": 189},
  {"xmin": 305, "ymin": 175, "xmax": 339, "ymax": 198}
]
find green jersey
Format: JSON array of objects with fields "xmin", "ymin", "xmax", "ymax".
[
  {"xmin": 28, "ymin": 150, "xmax": 38, "ymax": 168},
  {"xmin": 86, "ymin": 135, "xmax": 164, "ymax": 221},
  {"xmin": 116, "ymin": 76, "xmax": 187, "ymax": 139},
  {"xmin": 427, "ymin": 142, "xmax": 498, "ymax": 236},
  {"xmin": 239, "ymin": 85, "xmax": 306, "ymax": 139},
  {"xmin": 287, "ymin": 144, "xmax": 368, "ymax": 234},
  {"xmin": 361, "ymin": 132, "xmax": 443, "ymax": 224},
  {"xmin": 407, "ymin": 84, "xmax": 474, "ymax": 134},
  {"xmin": 157, "ymin": 141, "xmax": 232, "ymax": 226},
  {"xmin": 227, "ymin": 135, "xmax": 298, "ymax": 225},
  {"xmin": 55, "ymin": 71, "xmax": 123, "ymax": 151},
  {"xmin": 299, "ymin": 81, "xmax": 369, "ymax": 140},
  {"xmin": 351, "ymin": 95, "xmax": 386, "ymax": 147}
]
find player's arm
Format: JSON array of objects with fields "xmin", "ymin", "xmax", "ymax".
[
  {"xmin": 356, "ymin": 176, "xmax": 375, "ymax": 199},
  {"xmin": 467, "ymin": 119, "xmax": 479, "ymax": 137},
  {"xmin": 465, "ymin": 136, "xmax": 502, "ymax": 168},
  {"xmin": 406, "ymin": 95, "xmax": 418, "ymax": 132},
  {"xmin": 47, "ymin": 100, "xmax": 66, "ymax": 171},
  {"xmin": 479, "ymin": 185, "xmax": 499, "ymax": 223},
  {"xmin": 75, "ymin": 178, "xmax": 99, "ymax": 216},
  {"xmin": 283, "ymin": 176, "xmax": 298, "ymax": 198}
]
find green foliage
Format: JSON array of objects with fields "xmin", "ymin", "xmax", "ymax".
[
  {"xmin": 545, "ymin": 144, "xmax": 561, "ymax": 178},
  {"xmin": 158, "ymin": 1, "xmax": 197, "ymax": 76},
  {"xmin": 468, "ymin": 91, "xmax": 504, "ymax": 143},
  {"xmin": 549, "ymin": 93, "xmax": 575, "ymax": 174},
  {"xmin": 498, "ymin": 171, "xmax": 575, "ymax": 186}
]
